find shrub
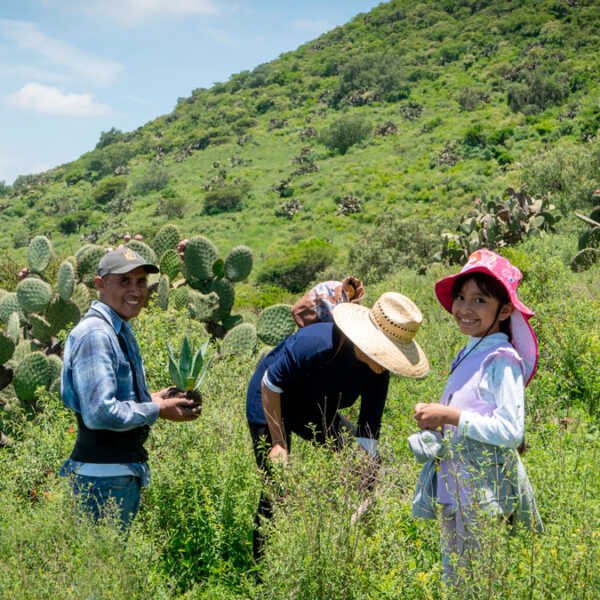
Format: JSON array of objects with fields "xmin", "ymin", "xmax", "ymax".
[
  {"xmin": 256, "ymin": 238, "xmax": 336, "ymax": 292},
  {"xmin": 157, "ymin": 194, "xmax": 187, "ymax": 218},
  {"xmin": 507, "ymin": 72, "xmax": 569, "ymax": 114},
  {"xmin": 92, "ymin": 176, "xmax": 127, "ymax": 205},
  {"xmin": 129, "ymin": 166, "xmax": 170, "ymax": 195},
  {"xmin": 348, "ymin": 213, "xmax": 440, "ymax": 283},
  {"xmin": 203, "ymin": 184, "xmax": 248, "ymax": 215},
  {"xmin": 320, "ymin": 115, "xmax": 371, "ymax": 155}
]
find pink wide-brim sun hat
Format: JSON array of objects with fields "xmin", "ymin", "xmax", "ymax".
[{"xmin": 434, "ymin": 249, "xmax": 539, "ymax": 385}]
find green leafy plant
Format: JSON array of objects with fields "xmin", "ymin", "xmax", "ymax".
[{"xmin": 167, "ymin": 336, "xmax": 211, "ymax": 402}]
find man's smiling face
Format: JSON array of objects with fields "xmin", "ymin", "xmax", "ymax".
[{"xmin": 95, "ymin": 266, "xmax": 149, "ymax": 321}]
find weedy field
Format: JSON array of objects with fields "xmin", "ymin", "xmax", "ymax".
[{"xmin": 0, "ymin": 232, "xmax": 597, "ymax": 600}]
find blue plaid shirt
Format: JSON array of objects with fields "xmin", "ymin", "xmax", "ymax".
[{"xmin": 59, "ymin": 301, "xmax": 159, "ymax": 485}]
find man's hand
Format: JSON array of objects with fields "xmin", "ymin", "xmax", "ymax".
[
  {"xmin": 268, "ymin": 440, "xmax": 288, "ymax": 464},
  {"xmin": 413, "ymin": 402, "xmax": 460, "ymax": 430},
  {"xmin": 153, "ymin": 388, "xmax": 201, "ymax": 422}
]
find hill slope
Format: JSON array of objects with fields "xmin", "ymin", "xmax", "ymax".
[{"xmin": 0, "ymin": 0, "xmax": 598, "ymax": 279}]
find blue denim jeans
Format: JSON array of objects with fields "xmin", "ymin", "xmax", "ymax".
[{"xmin": 71, "ymin": 474, "xmax": 141, "ymax": 530}]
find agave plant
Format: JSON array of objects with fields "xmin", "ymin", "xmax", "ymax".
[{"xmin": 167, "ymin": 336, "xmax": 211, "ymax": 404}]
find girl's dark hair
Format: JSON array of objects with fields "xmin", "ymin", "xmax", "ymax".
[{"xmin": 452, "ymin": 272, "xmax": 512, "ymax": 339}]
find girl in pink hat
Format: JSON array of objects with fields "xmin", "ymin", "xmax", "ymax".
[{"xmin": 411, "ymin": 249, "xmax": 542, "ymax": 584}]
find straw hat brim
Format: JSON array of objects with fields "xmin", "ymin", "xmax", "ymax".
[{"xmin": 333, "ymin": 303, "xmax": 429, "ymax": 378}]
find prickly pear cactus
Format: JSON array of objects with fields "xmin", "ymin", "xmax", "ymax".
[
  {"xmin": 57, "ymin": 260, "xmax": 75, "ymax": 301},
  {"xmin": 184, "ymin": 236, "xmax": 218, "ymax": 282},
  {"xmin": 27, "ymin": 235, "xmax": 53, "ymax": 274},
  {"xmin": 0, "ymin": 331, "xmax": 15, "ymax": 364},
  {"xmin": 153, "ymin": 224, "xmax": 181, "ymax": 260},
  {"xmin": 47, "ymin": 354, "xmax": 63, "ymax": 388},
  {"xmin": 257, "ymin": 304, "xmax": 296, "ymax": 346},
  {"xmin": 0, "ymin": 293, "xmax": 20, "ymax": 323},
  {"xmin": 159, "ymin": 249, "xmax": 181, "ymax": 281},
  {"xmin": 71, "ymin": 283, "xmax": 91, "ymax": 315},
  {"xmin": 170, "ymin": 286, "xmax": 191, "ymax": 311},
  {"xmin": 221, "ymin": 322, "xmax": 258, "ymax": 357},
  {"xmin": 225, "ymin": 245, "xmax": 253, "ymax": 282},
  {"xmin": 188, "ymin": 290, "xmax": 219, "ymax": 321},
  {"xmin": 76, "ymin": 245, "xmax": 106, "ymax": 286},
  {"xmin": 578, "ymin": 227, "xmax": 600, "ymax": 251},
  {"xmin": 45, "ymin": 298, "xmax": 81, "ymax": 335},
  {"xmin": 126, "ymin": 239, "xmax": 157, "ymax": 265},
  {"xmin": 571, "ymin": 248, "xmax": 599, "ymax": 272},
  {"xmin": 16, "ymin": 278, "xmax": 53, "ymax": 314},
  {"xmin": 0, "ymin": 364, "xmax": 13, "ymax": 391},
  {"xmin": 156, "ymin": 274, "xmax": 170, "ymax": 310},
  {"xmin": 210, "ymin": 278, "xmax": 235, "ymax": 321},
  {"xmin": 29, "ymin": 314, "xmax": 53, "ymax": 344},
  {"xmin": 6, "ymin": 311, "xmax": 20, "ymax": 343},
  {"xmin": 13, "ymin": 351, "xmax": 50, "ymax": 405}
]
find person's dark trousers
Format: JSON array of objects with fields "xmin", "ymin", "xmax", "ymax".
[
  {"xmin": 248, "ymin": 422, "xmax": 282, "ymax": 560},
  {"xmin": 71, "ymin": 473, "xmax": 141, "ymax": 532},
  {"xmin": 247, "ymin": 414, "xmax": 355, "ymax": 560}
]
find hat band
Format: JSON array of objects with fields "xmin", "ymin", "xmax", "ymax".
[{"xmin": 369, "ymin": 301, "xmax": 418, "ymax": 345}]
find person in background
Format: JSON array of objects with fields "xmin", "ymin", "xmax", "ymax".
[
  {"xmin": 247, "ymin": 291, "xmax": 429, "ymax": 558},
  {"xmin": 411, "ymin": 249, "xmax": 542, "ymax": 584},
  {"xmin": 60, "ymin": 247, "xmax": 200, "ymax": 529}
]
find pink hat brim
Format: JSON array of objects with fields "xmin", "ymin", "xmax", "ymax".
[{"xmin": 435, "ymin": 267, "xmax": 538, "ymax": 385}]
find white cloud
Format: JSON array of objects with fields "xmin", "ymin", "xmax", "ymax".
[
  {"xmin": 7, "ymin": 82, "xmax": 111, "ymax": 117},
  {"xmin": 0, "ymin": 61, "xmax": 69, "ymax": 84},
  {"xmin": 0, "ymin": 19, "xmax": 122, "ymax": 85},
  {"xmin": 83, "ymin": 0, "xmax": 219, "ymax": 25}
]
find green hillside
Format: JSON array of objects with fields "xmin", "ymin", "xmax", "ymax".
[
  {"xmin": 1, "ymin": 0, "xmax": 598, "ymax": 283},
  {"xmin": 0, "ymin": 2, "xmax": 599, "ymax": 597}
]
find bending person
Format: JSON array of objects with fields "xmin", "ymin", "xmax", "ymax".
[{"xmin": 246, "ymin": 292, "xmax": 429, "ymax": 557}]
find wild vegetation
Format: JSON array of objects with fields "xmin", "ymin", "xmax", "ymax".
[{"xmin": 0, "ymin": 0, "xmax": 598, "ymax": 598}]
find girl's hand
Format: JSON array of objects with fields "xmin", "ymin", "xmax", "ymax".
[
  {"xmin": 413, "ymin": 403, "xmax": 460, "ymax": 430},
  {"xmin": 268, "ymin": 440, "xmax": 289, "ymax": 464}
]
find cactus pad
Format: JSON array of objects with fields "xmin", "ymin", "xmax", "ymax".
[
  {"xmin": 47, "ymin": 354, "xmax": 63, "ymax": 386},
  {"xmin": 6, "ymin": 311, "xmax": 20, "ymax": 343},
  {"xmin": 225, "ymin": 245, "xmax": 253, "ymax": 282},
  {"xmin": 570, "ymin": 248, "xmax": 599, "ymax": 272},
  {"xmin": 170, "ymin": 286, "xmax": 191, "ymax": 311},
  {"xmin": 210, "ymin": 278, "xmax": 235, "ymax": 321},
  {"xmin": 16, "ymin": 278, "xmax": 53, "ymax": 313},
  {"xmin": 188, "ymin": 290, "xmax": 219, "ymax": 321},
  {"xmin": 257, "ymin": 304, "xmax": 296, "ymax": 346},
  {"xmin": 30, "ymin": 314, "xmax": 53, "ymax": 343},
  {"xmin": 0, "ymin": 293, "xmax": 20, "ymax": 323},
  {"xmin": 76, "ymin": 245, "xmax": 106, "ymax": 286},
  {"xmin": 0, "ymin": 364, "xmax": 13, "ymax": 391},
  {"xmin": 160, "ymin": 249, "xmax": 181, "ymax": 281},
  {"xmin": 57, "ymin": 260, "xmax": 76, "ymax": 301},
  {"xmin": 27, "ymin": 235, "xmax": 53, "ymax": 274},
  {"xmin": 13, "ymin": 351, "xmax": 50, "ymax": 405},
  {"xmin": 183, "ymin": 236, "xmax": 218, "ymax": 282},
  {"xmin": 221, "ymin": 323, "xmax": 258, "ymax": 357},
  {"xmin": 45, "ymin": 298, "xmax": 81, "ymax": 335},
  {"xmin": 71, "ymin": 283, "xmax": 91, "ymax": 315},
  {"xmin": 153, "ymin": 224, "xmax": 181, "ymax": 259},
  {"xmin": 126, "ymin": 240, "xmax": 157, "ymax": 265},
  {"xmin": 0, "ymin": 331, "xmax": 15, "ymax": 364},
  {"xmin": 156, "ymin": 274, "xmax": 170, "ymax": 310}
]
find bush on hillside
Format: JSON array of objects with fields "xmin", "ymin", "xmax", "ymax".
[
  {"xmin": 333, "ymin": 53, "xmax": 410, "ymax": 106},
  {"xmin": 203, "ymin": 183, "xmax": 248, "ymax": 215},
  {"xmin": 348, "ymin": 214, "xmax": 440, "ymax": 283},
  {"xmin": 92, "ymin": 176, "xmax": 127, "ymax": 205},
  {"xmin": 129, "ymin": 166, "xmax": 170, "ymax": 195},
  {"xmin": 320, "ymin": 115, "xmax": 371, "ymax": 155},
  {"xmin": 257, "ymin": 238, "xmax": 336, "ymax": 293},
  {"xmin": 507, "ymin": 71, "xmax": 569, "ymax": 114}
]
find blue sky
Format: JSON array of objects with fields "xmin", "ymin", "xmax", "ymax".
[{"xmin": 0, "ymin": 0, "xmax": 382, "ymax": 185}]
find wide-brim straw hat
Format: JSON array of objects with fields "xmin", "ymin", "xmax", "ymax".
[
  {"xmin": 333, "ymin": 292, "xmax": 429, "ymax": 378},
  {"xmin": 434, "ymin": 248, "xmax": 538, "ymax": 385}
]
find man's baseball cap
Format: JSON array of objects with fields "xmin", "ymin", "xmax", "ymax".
[{"xmin": 97, "ymin": 246, "xmax": 159, "ymax": 277}]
